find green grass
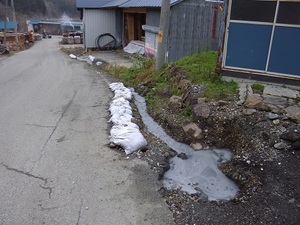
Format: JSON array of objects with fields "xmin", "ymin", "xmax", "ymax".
[
  {"xmin": 251, "ymin": 83, "xmax": 265, "ymax": 93},
  {"xmin": 102, "ymin": 51, "xmax": 238, "ymax": 118}
]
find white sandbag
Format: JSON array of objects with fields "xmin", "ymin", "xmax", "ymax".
[
  {"xmin": 109, "ymin": 82, "xmax": 124, "ymax": 91},
  {"xmin": 108, "ymin": 82, "xmax": 147, "ymax": 154},
  {"xmin": 110, "ymin": 125, "xmax": 147, "ymax": 155},
  {"xmin": 109, "ymin": 113, "xmax": 132, "ymax": 125},
  {"xmin": 113, "ymin": 88, "xmax": 132, "ymax": 100},
  {"xmin": 69, "ymin": 54, "xmax": 77, "ymax": 59}
]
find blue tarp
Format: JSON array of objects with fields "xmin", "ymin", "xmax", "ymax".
[{"xmin": 0, "ymin": 21, "xmax": 16, "ymax": 29}]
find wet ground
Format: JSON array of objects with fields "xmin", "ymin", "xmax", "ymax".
[{"xmin": 130, "ymin": 93, "xmax": 300, "ymax": 225}]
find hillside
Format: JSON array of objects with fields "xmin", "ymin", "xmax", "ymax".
[{"xmin": 0, "ymin": 0, "xmax": 79, "ymax": 31}]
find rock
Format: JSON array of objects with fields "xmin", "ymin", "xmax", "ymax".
[
  {"xmin": 268, "ymin": 113, "xmax": 279, "ymax": 120},
  {"xmin": 242, "ymin": 108, "xmax": 257, "ymax": 116},
  {"xmin": 244, "ymin": 94, "xmax": 270, "ymax": 111},
  {"xmin": 218, "ymin": 100, "xmax": 228, "ymax": 106},
  {"xmin": 284, "ymin": 106, "xmax": 300, "ymax": 123},
  {"xmin": 272, "ymin": 119, "xmax": 280, "ymax": 125},
  {"xmin": 291, "ymin": 140, "xmax": 300, "ymax": 151},
  {"xmin": 263, "ymin": 95, "xmax": 288, "ymax": 106},
  {"xmin": 179, "ymin": 79, "xmax": 192, "ymax": 90},
  {"xmin": 197, "ymin": 97, "xmax": 207, "ymax": 103},
  {"xmin": 191, "ymin": 102, "xmax": 210, "ymax": 120},
  {"xmin": 109, "ymin": 143, "xmax": 117, "ymax": 148},
  {"xmin": 274, "ymin": 142, "xmax": 287, "ymax": 150},
  {"xmin": 169, "ymin": 95, "xmax": 182, "ymax": 109},
  {"xmin": 177, "ymin": 152, "xmax": 188, "ymax": 160},
  {"xmin": 191, "ymin": 143, "xmax": 203, "ymax": 150},
  {"xmin": 182, "ymin": 122, "xmax": 204, "ymax": 140},
  {"xmin": 280, "ymin": 131, "xmax": 300, "ymax": 142},
  {"xmin": 264, "ymin": 86, "xmax": 299, "ymax": 99},
  {"xmin": 160, "ymin": 86, "xmax": 171, "ymax": 97}
]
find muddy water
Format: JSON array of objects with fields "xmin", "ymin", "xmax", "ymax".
[{"xmin": 133, "ymin": 92, "xmax": 239, "ymax": 201}]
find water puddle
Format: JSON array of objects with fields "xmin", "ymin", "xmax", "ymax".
[{"xmin": 133, "ymin": 92, "xmax": 239, "ymax": 201}]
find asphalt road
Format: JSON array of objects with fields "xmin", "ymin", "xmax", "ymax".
[{"xmin": 0, "ymin": 36, "xmax": 173, "ymax": 225}]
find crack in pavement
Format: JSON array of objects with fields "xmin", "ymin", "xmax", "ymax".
[
  {"xmin": 38, "ymin": 203, "xmax": 58, "ymax": 211},
  {"xmin": 76, "ymin": 199, "xmax": 83, "ymax": 225},
  {"xmin": 30, "ymin": 91, "xmax": 77, "ymax": 172},
  {"xmin": 23, "ymin": 124, "xmax": 55, "ymax": 129},
  {"xmin": 1, "ymin": 163, "xmax": 53, "ymax": 198}
]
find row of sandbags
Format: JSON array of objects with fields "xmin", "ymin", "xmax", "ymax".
[{"xmin": 108, "ymin": 82, "xmax": 147, "ymax": 154}]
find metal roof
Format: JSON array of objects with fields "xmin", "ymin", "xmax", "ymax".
[
  {"xmin": 76, "ymin": 0, "xmax": 112, "ymax": 8},
  {"xmin": 76, "ymin": 0, "xmax": 184, "ymax": 9},
  {"xmin": 119, "ymin": 0, "xmax": 183, "ymax": 8},
  {"xmin": 101, "ymin": 0, "xmax": 130, "ymax": 8}
]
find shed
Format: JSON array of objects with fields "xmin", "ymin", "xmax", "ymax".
[
  {"xmin": 77, "ymin": 0, "xmax": 224, "ymax": 62},
  {"xmin": 220, "ymin": 0, "xmax": 300, "ymax": 83},
  {"xmin": 120, "ymin": 0, "xmax": 224, "ymax": 62},
  {"xmin": 76, "ymin": 0, "xmax": 126, "ymax": 49}
]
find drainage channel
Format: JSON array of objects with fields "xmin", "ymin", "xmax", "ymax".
[{"xmin": 133, "ymin": 92, "xmax": 239, "ymax": 201}]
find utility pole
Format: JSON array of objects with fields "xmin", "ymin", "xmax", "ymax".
[
  {"xmin": 4, "ymin": 0, "xmax": 8, "ymax": 44},
  {"xmin": 156, "ymin": 0, "xmax": 170, "ymax": 70},
  {"xmin": 11, "ymin": 0, "xmax": 19, "ymax": 47}
]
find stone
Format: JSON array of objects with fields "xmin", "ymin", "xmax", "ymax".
[
  {"xmin": 291, "ymin": 140, "xmax": 300, "ymax": 151},
  {"xmin": 179, "ymin": 79, "xmax": 192, "ymax": 90},
  {"xmin": 264, "ymin": 86, "xmax": 299, "ymax": 99},
  {"xmin": 284, "ymin": 106, "xmax": 300, "ymax": 123},
  {"xmin": 177, "ymin": 152, "xmax": 188, "ymax": 160},
  {"xmin": 169, "ymin": 95, "xmax": 182, "ymax": 109},
  {"xmin": 191, "ymin": 143, "xmax": 203, "ymax": 150},
  {"xmin": 280, "ymin": 131, "xmax": 300, "ymax": 142},
  {"xmin": 263, "ymin": 95, "xmax": 288, "ymax": 106},
  {"xmin": 218, "ymin": 100, "xmax": 228, "ymax": 106},
  {"xmin": 268, "ymin": 113, "xmax": 279, "ymax": 120},
  {"xmin": 272, "ymin": 119, "xmax": 280, "ymax": 125},
  {"xmin": 197, "ymin": 97, "xmax": 207, "ymax": 103},
  {"xmin": 274, "ymin": 142, "xmax": 287, "ymax": 150},
  {"xmin": 242, "ymin": 108, "xmax": 257, "ymax": 116},
  {"xmin": 191, "ymin": 102, "xmax": 210, "ymax": 120},
  {"xmin": 244, "ymin": 94, "xmax": 270, "ymax": 111},
  {"xmin": 182, "ymin": 122, "xmax": 204, "ymax": 140}
]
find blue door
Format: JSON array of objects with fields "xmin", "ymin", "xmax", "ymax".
[{"xmin": 224, "ymin": 0, "xmax": 300, "ymax": 78}]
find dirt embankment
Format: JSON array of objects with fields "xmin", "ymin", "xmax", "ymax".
[{"xmin": 131, "ymin": 65, "xmax": 300, "ymax": 224}]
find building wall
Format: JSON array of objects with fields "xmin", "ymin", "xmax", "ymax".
[
  {"xmin": 167, "ymin": 0, "xmax": 223, "ymax": 62},
  {"xmin": 83, "ymin": 9, "xmax": 118, "ymax": 48},
  {"xmin": 222, "ymin": 0, "xmax": 300, "ymax": 79}
]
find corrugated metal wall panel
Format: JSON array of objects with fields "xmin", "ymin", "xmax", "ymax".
[
  {"xmin": 167, "ymin": 0, "xmax": 223, "ymax": 62},
  {"xmin": 83, "ymin": 9, "xmax": 117, "ymax": 48}
]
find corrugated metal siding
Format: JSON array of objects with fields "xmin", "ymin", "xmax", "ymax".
[
  {"xmin": 120, "ymin": 0, "xmax": 181, "ymax": 8},
  {"xmin": 167, "ymin": 0, "xmax": 224, "ymax": 62},
  {"xmin": 83, "ymin": 9, "xmax": 117, "ymax": 48},
  {"xmin": 76, "ymin": 0, "xmax": 111, "ymax": 8},
  {"xmin": 102, "ymin": 0, "xmax": 130, "ymax": 8},
  {"xmin": 146, "ymin": 9, "xmax": 160, "ymax": 27}
]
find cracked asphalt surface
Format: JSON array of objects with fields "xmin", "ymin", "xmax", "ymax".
[{"xmin": 0, "ymin": 36, "xmax": 173, "ymax": 225}]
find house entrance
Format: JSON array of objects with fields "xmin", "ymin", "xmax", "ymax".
[{"xmin": 123, "ymin": 8, "xmax": 146, "ymax": 45}]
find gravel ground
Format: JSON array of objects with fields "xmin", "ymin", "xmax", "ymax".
[{"xmin": 117, "ymin": 93, "xmax": 300, "ymax": 225}]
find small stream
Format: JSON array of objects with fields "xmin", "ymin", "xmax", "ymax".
[{"xmin": 133, "ymin": 92, "xmax": 239, "ymax": 201}]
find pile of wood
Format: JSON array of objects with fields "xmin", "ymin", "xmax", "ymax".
[{"xmin": 0, "ymin": 32, "xmax": 35, "ymax": 50}]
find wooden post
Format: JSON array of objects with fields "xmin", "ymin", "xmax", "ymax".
[
  {"xmin": 4, "ymin": 0, "xmax": 8, "ymax": 44},
  {"xmin": 155, "ymin": 0, "xmax": 170, "ymax": 71},
  {"xmin": 11, "ymin": 0, "xmax": 19, "ymax": 47}
]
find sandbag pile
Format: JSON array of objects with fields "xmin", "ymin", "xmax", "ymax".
[{"xmin": 109, "ymin": 82, "xmax": 147, "ymax": 154}]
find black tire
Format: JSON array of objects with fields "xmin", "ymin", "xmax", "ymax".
[{"xmin": 96, "ymin": 33, "xmax": 116, "ymax": 51}]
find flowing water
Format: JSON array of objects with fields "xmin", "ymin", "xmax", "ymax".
[{"xmin": 133, "ymin": 92, "xmax": 239, "ymax": 201}]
